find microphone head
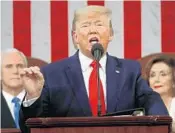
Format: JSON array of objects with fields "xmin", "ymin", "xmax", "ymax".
[{"xmin": 91, "ymin": 43, "xmax": 104, "ymax": 61}]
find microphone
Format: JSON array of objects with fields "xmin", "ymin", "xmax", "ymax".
[
  {"xmin": 91, "ymin": 43, "xmax": 104, "ymax": 61},
  {"xmin": 91, "ymin": 43, "xmax": 104, "ymax": 116}
]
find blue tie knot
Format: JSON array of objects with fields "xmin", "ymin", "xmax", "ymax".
[
  {"xmin": 12, "ymin": 97, "xmax": 20, "ymax": 104},
  {"xmin": 11, "ymin": 97, "xmax": 20, "ymax": 128}
]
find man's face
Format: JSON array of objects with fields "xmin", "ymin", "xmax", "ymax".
[
  {"xmin": 1, "ymin": 52, "xmax": 26, "ymax": 90},
  {"xmin": 149, "ymin": 62, "xmax": 173, "ymax": 96},
  {"xmin": 73, "ymin": 12, "xmax": 113, "ymax": 58}
]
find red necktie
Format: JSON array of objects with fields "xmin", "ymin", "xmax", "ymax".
[{"xmin": 89, "ymin": 61, "xmax": 106, "ymax": 116}]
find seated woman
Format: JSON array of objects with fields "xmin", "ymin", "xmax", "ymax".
[{"xmin": 144, "ymin": 55, "xmax": 175, "ymax": 132}]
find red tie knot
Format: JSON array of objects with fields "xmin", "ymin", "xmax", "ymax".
[{"xmin": 90, "ymin": 61, "xmax": 101, "ymax": 68}]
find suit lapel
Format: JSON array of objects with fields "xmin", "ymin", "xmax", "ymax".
[
  {"xmin": 65, "ymin": 52, "xmax": 92, "ymax": 116},
  {"xmin": 1, "ymin": 92, "xmax": 16, "ymax": 128},
  {"xmin": 106, "ymin": 55, "xmax": 125, "ymax": 113}
]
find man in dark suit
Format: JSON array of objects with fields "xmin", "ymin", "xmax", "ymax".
[
  {"xmin": 19, "ymin": 5, "xmax": 169, "ymax": 132},
  {"xmin": 1, "ymin": 93, "xmax": 16, "ymax": 128},
  {"xmin": 1, "ymin": 48, "xmax": 27, "ymax": 128}
]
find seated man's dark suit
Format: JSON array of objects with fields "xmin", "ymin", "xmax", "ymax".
[
  {"xmin": 19, "ymin": 52, "xmax": 169, "ymax": 132},
  {"xmin": 1, "ymin": 92, "xmax": 16, "ymax": 128}
]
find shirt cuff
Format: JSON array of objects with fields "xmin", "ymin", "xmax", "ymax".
[{"xmin": 23, "ymin": 97, "xmax": 39, "ymax": 107}]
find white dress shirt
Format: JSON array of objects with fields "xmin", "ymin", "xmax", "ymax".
[
  {"xmin": 2, "ymin": 89, "xmax": 26, "ymax": 120},
  {"xmin": 170, "ymin": 97, "xmax": 175, "ymax": 133},
  {"xmin": 23, "ymin": 51, "xmax": 107, "ymax": 106},
  {"xmin": 79, "ymin": 51, "xmax": 107, "ymax": 104},
  {"xmin": 170, "ymin": 97, "xmax": 175, "ymax": 120}
]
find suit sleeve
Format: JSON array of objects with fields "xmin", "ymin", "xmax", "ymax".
[
  {"xmin": 19, "ymin": 69, "xmax": 50, "ymax": 133},
  {"xmin": 135, "ymin": 62, "xmax": 169, "ymax": 115}
]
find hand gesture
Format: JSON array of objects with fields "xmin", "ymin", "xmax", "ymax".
[{"xmin": 20, "ymin": 66, "xmax": 45, "ymax": 100}]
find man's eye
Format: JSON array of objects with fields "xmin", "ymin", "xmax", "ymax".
[
  {"xmin": 5, "ymin": 65, "xmax": 12, "ymax": 68},
  {"xmin": 81, "ymin": 24, "xmax": 89, "ymax": 28},
  {"xmin": 96, "ymin": 23, "xmax": 103, "ymax": 26},
  {"xmin": 18, "ymin": 64, "xmax": 24, "ymax": 68}
]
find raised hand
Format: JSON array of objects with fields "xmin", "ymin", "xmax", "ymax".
[{"xmin": 20, "ymin": 66, "xmax": 45, "ymax": 100}]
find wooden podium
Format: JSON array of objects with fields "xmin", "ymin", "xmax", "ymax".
[
  {"xmin": 0, "ymin": 128, "xmax": 21, "ymax": 133},
  {"xmin": 25, "ymin": 116, "xmax": 172, "ymax": 133}
]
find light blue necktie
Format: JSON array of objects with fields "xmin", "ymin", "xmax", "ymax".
[{"xmin": 12, "ymin": 97, "xmax": 20, "ymax": 128}]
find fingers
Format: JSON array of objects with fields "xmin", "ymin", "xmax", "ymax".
[
  {"xmin": 20, "ymin": 66, "xmax": 43, "ymax": 78},
  {"xmin": 19, "ymin": 66, "xmax": 44, "ymax": 99}
]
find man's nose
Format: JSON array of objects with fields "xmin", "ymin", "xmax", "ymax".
[
  {"xmin": 89, "ymin": 24, "xmax": 97, "ymax": 34},
  {"xmin": 12, "ymin": 66, "xmax": 19, "ymax": 74}
]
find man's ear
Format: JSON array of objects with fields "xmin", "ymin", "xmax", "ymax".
[
  {"xmin": 72, "ymin": 30, "xmax": 79, "ymax": 49},
  {"xmin": 108, "ymin": 28, "xmax": 114, "ymax": 42},
  {"xmin": 109, "ymin": 34, "xmax": 114, "ymax": 42},
  {"xmin": 72, "ymin": 30, "xmax": 78, "ymax": 44}
]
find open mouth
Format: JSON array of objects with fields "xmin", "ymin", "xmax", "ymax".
[{"xmin": 89, "ymin": 37, "xmax": 99, "ymax": 44}]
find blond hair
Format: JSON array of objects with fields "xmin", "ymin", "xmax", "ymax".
[{"xmin": 72, "ymin": 5, "xmax": 113, "ymax": 35}]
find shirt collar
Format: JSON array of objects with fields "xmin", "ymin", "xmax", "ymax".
[
  {"xmin": 78, "ymin": 51, "xmax": 107, "ymax": 72},
  {"xmin": 2, "ymin": 89, "xmax": 26, "ymax": 103}
]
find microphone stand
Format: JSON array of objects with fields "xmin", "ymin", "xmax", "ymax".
[
  {"xmin": 91, "ymin": 43, "xmax": 104, "ymax": 117},
  {"xmin": 96, "ymin": 60, "xmax": 101, "ymax": 116}
]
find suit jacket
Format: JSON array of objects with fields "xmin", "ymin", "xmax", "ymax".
[
  {"xmin": 20, "ymin": 52, "xmax": 168, "ymax": 132},
  {"xmin": 1, "ymin": 92, "xmax": 16, "ymax": 128}
]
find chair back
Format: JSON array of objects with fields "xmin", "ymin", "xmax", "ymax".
[
  {"xmin": 138, "ymin": 53, "xmax": 175, "ymax": 78},
  {"xmin": 27, "ymin": 57, "xmax": 49, "ymax": 68}
]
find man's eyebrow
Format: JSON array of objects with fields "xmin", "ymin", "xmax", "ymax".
[
  {"xmin": 94, "ymin": 20, "xmax": 102, "ymax": 23},
  {"xmin": 81, "ymin": 21, "xmax": 90, "ymax": 25},
  {"xmin": 4, "ymin": 63, "xmax": 24, "ymax": 66},
  {"xmin": 5, "ymin": 63, "xmax": 13, "ymax": 66}
]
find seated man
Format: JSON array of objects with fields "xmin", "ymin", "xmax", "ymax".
[{"xmin": 1, "ymin": 48, "xmax": 27, "ymax": 128}]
